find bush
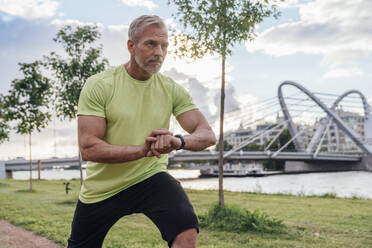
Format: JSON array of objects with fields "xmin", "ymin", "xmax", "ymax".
[
  {"xmin": 199, "ymin": 203, "xmax": 286, "ymax": 233},
  {"xmin": 0, "ymin": 182, "xmax": 9, "ymax": 187},
  {"xmin": 319, "ymin": 193, "xmax": 337, "ymax": 199},
  {"xmin": 16, "ymin": 189, "xmax": 37, "ymax": 193}
]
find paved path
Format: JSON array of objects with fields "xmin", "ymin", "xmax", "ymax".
[{"xmin": 0, "ymin": 220, "xmax": 61, "ymax": 248}]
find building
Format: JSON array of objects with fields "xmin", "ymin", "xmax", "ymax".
[
  {"xmin": 224, "ymin": 124, "xmax": 253, "ymax": 147},
  {"xmin": 302, "ymin": 109, "xmax": 364, "ymax": 153},
  {"xmin": 224, "ymin": 117, "xmax": 282, "ymax": 148}
]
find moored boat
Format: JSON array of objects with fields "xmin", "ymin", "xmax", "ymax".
[{"xmin": 200, "ymin": 161, "xmax": 265, "ymax": 177}]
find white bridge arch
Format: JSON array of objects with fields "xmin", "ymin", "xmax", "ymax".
[{"xmin": 278, "ymin": 81, "xmax": 372, "ymax": 155}]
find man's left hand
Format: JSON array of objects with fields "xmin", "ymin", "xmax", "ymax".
[{"xmin": 146, "ymin": 134, "xmax": 181, "ymax": 158}]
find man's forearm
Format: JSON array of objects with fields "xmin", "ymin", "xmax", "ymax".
[
  {"xmin": 80, "ymin": 139, "xmax": 145, "ymax": 163},
  {"xmin": 183, "ymin": 128, "xmax": 216, "ymax": 151}
]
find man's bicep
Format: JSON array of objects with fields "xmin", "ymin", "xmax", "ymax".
[
  {"xmin": 176, "ymin": 109, "xmax": 211, "ymax": 134},
  {"xmin": 78, "ymin": 115, "xmax": 106, "ymax": 149},
  {"xmin": 78, "ymin": 77, "xmax": 107, "ymax": 118}
]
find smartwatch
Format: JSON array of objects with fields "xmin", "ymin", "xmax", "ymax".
[{"xmin": 174, "ymin": 134, "xmax": 185, "ymax": 150}]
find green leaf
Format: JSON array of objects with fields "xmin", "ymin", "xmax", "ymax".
[
  {"xmin": 45, "ymin": 25, "xmax": 109, "ymax": 120},
  {"xmin": 3, "ymin": 61, "xmax": 52, "ymax": 135}
]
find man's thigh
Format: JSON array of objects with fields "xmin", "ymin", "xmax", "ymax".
[
  {"xmin": 136, "ymin": 172, "xmax": 199, "ymax": 248},
  {"xmin": 68, "ymin": 197, "xmax": 127, "ymax": 248}
]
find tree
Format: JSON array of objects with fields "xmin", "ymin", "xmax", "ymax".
[
  {"xmin": 0, "ymin": 122, "xmax": 9, "ymax": 144},
  {"xmin": 215, "ymin": 140, "xmax": 233, "ymax": 151},
  {"xmin": 168, "ymin": 0, "xmax": 281, "ymax": 206},
  {"xmin": 0, "ymin": 94, "xmax": 10, "ymax": 144},
  {"xmin": 265, "ymin": 128, "xmax": 296, "ymax": 152},
  {"xmin": 242, "ymin": 142, "xmax": 264, "ymax": 151},
  {"xmin": 3, "ymin": 61, "xmax": 52, "ymax": 191},
  {"xmin": 261, "ymin": 128, "xmax": 296, "ymax": 170},
  {"xmin": 45, "ymin": 25, "xmax": 109, "ymax": 185}
]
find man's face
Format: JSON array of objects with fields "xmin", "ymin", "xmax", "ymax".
[{"xmin": 132, "ymin": 24, "xmax": 168, "ymax": 74}]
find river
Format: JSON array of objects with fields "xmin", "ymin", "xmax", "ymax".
[{"xmin": 11, "ymin": 169, "xmax": 372, "ymax": 199}]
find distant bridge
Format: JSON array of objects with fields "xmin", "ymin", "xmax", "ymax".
[
  {"xmin": 0, "ymin": 157, "xmax": 84, "ymax": 176},
  {"xmin": 169, "ymin": 151, "xmax": 362, "ymax": 162},
  {"xmin": 0, "ymin": 150, "xmax": 364, "ymax": 178}
]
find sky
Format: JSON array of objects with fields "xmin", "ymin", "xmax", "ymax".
[{"xmin": 0, "ymin": 0, "xmax": 372, "ymax": 160}]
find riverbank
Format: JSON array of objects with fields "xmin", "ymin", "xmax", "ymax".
[{"xmin": 1, "ymin": 178, "xmax": 372, "ymax": 247}]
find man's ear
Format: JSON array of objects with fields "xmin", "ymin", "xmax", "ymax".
[{"xmin": 127, "ymin": 40, "xmax": 135, "ymax": 56}]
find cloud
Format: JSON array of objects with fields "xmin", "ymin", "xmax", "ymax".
[
  {"xmin": 162, "ymin": 55, "xmax": 232, "ymax": 88},
  {"xmin": 162, "ymin": 66, "xmax": 240, "ymax": 122},
  {"xmin": 163, "ymin": 68, "xmax": 215, "ymax": 122},
  {"xmin": 0, "ymin": 18, "xmax": 132, "ymax": 95},
  {"xmin": 210, "ymin": 90, "xmax": 258, "ymax": 133},
  {"xmin": 101, "ymin": 25, "xmax": 129, "ymax": 66},
  {"xmin": 320, "ymin": 49, "xmax": 369, "ymax": 69},
  {"xmin": 121, "ymin": 0, "xmax": 158, "ymax": 10},
  {"xmin": 0, "ymin": 0, "xmax": 60, "ymax": 20},
  {"xmin": 246, "ymin": 22, "xmax": 341, "ymax": 56},
  {"xmin": 0, "ymin": 19, "xmax": 60, "ymax": 93},
  {"xmin": 51, "ymin": 19, "xmax": 130, "ymax": 66},
  {"xmin": 0, "ymin": 119, "xmax": 78, "ymax": 160},
  {"xmin": 51, "ymin": 19, "xmax": 104, "ymax": 27},
  {"xmin": 276, "ymin": 0, "xmax": 301, "ymax": 8},
  {"xmin": 213, "ymin": 83, "xmax": 241, "ymax": 114},
  {"xmin": 323, "ymin": 67, "xmax": 363, "ymax": 79},
  {"xmin": 246, "ymin": 0, "xmax": 372, "ymax": 78},
  {"xmin": 163, "ymin": 68, "xmax": 189, "ymax": 81},
  {"xmin": 163, "ymin": 67, "xmax": 258, "ymax": 134}
]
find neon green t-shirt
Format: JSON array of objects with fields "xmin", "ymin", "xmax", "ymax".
[{"xmin": 77, "ymin": 65, "xmax": 197, "ymax": 203}]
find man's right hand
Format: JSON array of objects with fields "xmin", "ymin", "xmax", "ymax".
[
  {"xmin": 150, "ymin": 134, "xmax": 182, "ymax": 157},
  {"xmin": 141, "ymin": 129, "xmax": 173, "ymax": 158}
]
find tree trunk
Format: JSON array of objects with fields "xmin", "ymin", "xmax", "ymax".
[
  {"xmin": 29, "ymin": 132, "xmax": 32, "ymax": 191},
  {"xmin": 79, "ymin": 151, "xmax": 83, "ymax": 187},
  {"xmin": 218, "ymin": 54, "xmax": 226, "ymax": 207},
  {"xmin": 76, "ymin": 122, "xmax": 83, "ymax": 187}
]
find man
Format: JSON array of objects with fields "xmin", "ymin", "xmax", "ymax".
[{"xmin": 68, "ymin": 15, "xmax": 216, "ymax": 248}]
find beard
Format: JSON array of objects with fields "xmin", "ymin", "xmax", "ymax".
[{"xmin": 135, "ymin": 54, "xmax": 163, "ymax": 74}]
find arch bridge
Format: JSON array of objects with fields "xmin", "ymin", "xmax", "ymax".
[{"xmin": 1, "ymin": 81, "xmax": 372, "ymax": 178}]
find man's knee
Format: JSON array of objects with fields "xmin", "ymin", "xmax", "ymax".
[{"xmin": 171, "ymin": 228, "xmax": 197, "ymax": 248}]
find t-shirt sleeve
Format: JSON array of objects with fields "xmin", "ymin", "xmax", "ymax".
[
  {"xmin": 77, "ymin": 77, "xmax": 107, "ymax": 118},
  {"xmin": 172, "ymin": 81, "xmax": 198, "ymax": 117}
]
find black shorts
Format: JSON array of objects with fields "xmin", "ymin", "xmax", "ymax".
[{"xmin": 67, "ymin": 172, "xmax": 199, "ymax": 248}]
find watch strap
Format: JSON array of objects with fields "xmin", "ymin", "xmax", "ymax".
[{"xmin": 175, "ymin": 134, "xmax": 185, "ymax": 150}]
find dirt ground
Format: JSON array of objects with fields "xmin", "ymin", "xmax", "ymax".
[{"xmin": 0, "ymin": 220, "xmax": 61, "ymax": 248}]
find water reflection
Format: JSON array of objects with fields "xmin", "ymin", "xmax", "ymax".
[
  {"xmin": 181, "ymin": 171, "xmax": 372, "ymax": 199},
  {"xmin": 11, "ymin": 169, "xmax": 372, "ymax": 199}
]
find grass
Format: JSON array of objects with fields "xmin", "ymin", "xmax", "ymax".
[{"xmin": 1, "ymin": 178, "xmax": 372, "ymax": 247}]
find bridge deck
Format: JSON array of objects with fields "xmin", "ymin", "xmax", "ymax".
[
  {"xmin": 2, "ymin": 152, "xmax": 362, "ymax": 172},
  {"xmin": 169, "ymin": 151, "xmax": 362, "ymax": 162}
]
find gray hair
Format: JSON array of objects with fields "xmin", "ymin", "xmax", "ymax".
[{"xmin": 128, "ymin": 15, "xmax": 166, "ymax": 43}]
